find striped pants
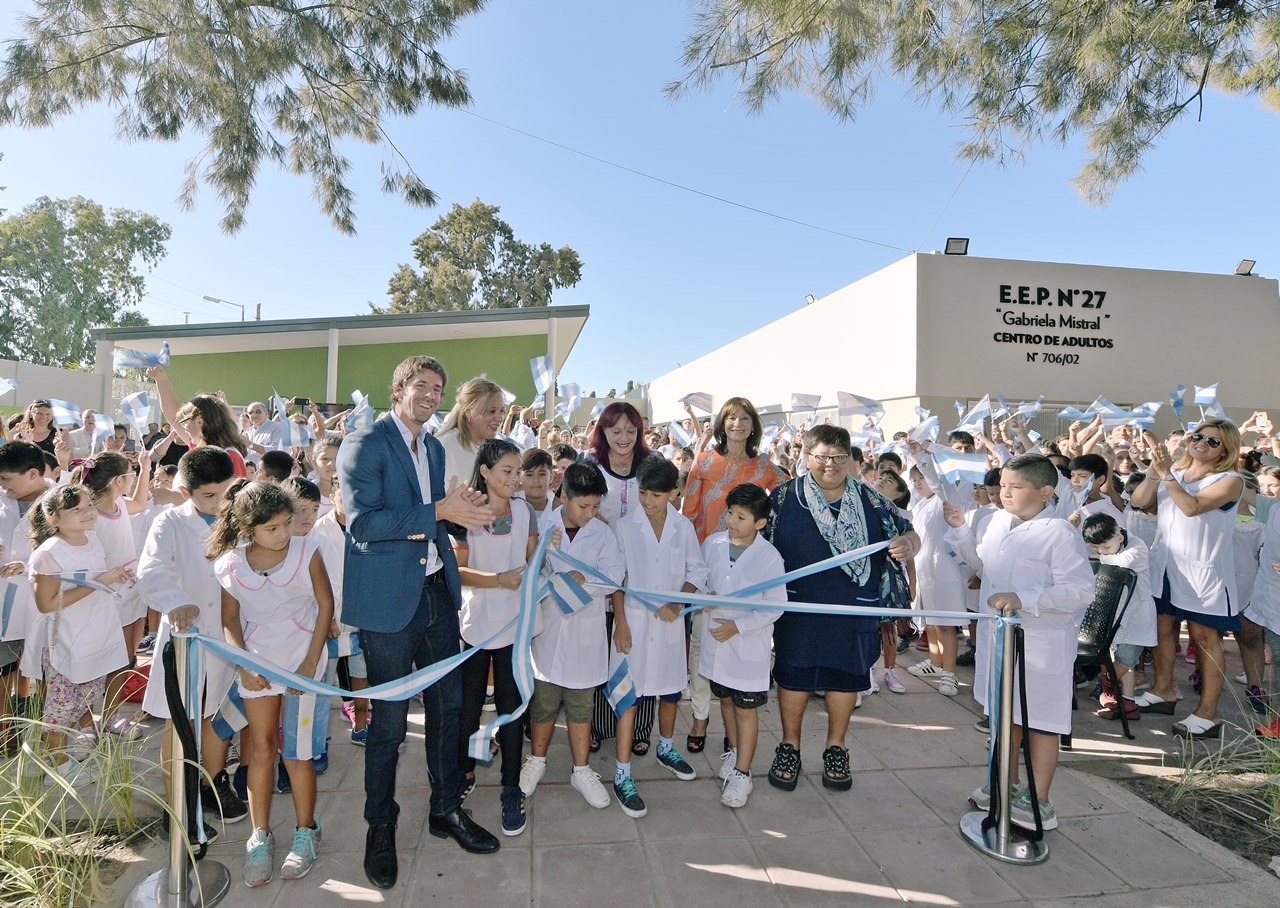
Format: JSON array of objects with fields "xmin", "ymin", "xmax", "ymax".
[{"xmin": 593, "ymin": 610, "xmax": 655, "ymax": 742}]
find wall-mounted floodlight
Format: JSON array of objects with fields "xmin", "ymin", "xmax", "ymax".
[
  {"xmin": 944, "ymin": 237, "xmax": 970, "ymax": 255},
  {"xmin": 1235, "ymin": 259, "xmax": 1256, "ymax": 276},
  {"xmin": 805, "ymin": 294, "xmax": 816, "ymax": 305}
]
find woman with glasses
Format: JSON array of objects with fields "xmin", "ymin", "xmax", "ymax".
[
  {"xmin": 146, "ymin": 367, "xmax": 249, "ymax": 476},
  {"xmin": 1129, "ymin": 418, "xmax": 1243, "ymax": 738},
  {"xmin": 764, "ymin": 425, "xmax": 919, "ymax": 793},
  {"xmin": 680, "ymin": 397, "xmax": 781, "ymax": 751},
  {"xmin": 17, "ymin": 400, "xmax": 57, "ymax": 455}
]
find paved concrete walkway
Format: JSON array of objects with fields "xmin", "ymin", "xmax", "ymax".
[{"xmin": 107, "ymin": 641, "xmax": 1280, "ymax": 908}]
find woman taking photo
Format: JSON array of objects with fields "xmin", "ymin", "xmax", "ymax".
[
  {"xmin": 681, "ymin": 397, "xmax": 781, "ymax": 751},
  {"xmin": 436, "ymin": 378, "xmax": 506, "ymax": 491},
  {"xmin": 1131, "ymin": 419, "xmax": 1243, "ymax": 738},
  {"xmin": 766, "ymin": 424, "xmax": 918, "ymax": 792}
]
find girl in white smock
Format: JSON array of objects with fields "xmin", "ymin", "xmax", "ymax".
[
  {"xmin": 28, "ymin": 484, "xmax": 131, "ymax": 784},
  {"xmin": 209, "ymin": 480, "xmax": 334, "ymax": 887}
]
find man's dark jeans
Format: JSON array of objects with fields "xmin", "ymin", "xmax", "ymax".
[{"xmin": 360, "ymin": 577, "xmax": 464, "ymax": 824}]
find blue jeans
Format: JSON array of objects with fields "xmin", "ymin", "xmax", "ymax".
[{"xmin": 360, "ymin": 578, "xmax": 464, "ymax": 824}]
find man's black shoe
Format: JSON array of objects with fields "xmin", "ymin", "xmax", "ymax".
[
  {"xmin": 364, "ymin": 823, "xmax": 398, "ymax": 890},
  {"xmin": 428, "ymin": 807, "xmax": 500, "ymax": 854}
]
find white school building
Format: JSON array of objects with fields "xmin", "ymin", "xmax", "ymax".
[{"xmin": 644, "ymin": 252, "xmax": 1280, "ymax": 439}]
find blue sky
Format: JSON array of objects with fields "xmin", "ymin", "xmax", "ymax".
[{"xmin": 2, "ymin": 1, "xmax": 1277, "ymax": 396}]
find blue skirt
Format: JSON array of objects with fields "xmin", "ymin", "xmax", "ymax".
[{"xmin": 773, "ymin": 657, "xmax": 871, "ymax": 694}]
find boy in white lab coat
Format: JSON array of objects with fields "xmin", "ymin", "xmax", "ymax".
[
  {"xmin": 698, "ymin": 483, "xmax": 785, "ymax": 809},
  {"xmin": 943, "ymin": 454, "xmax": 1094, "ymax": 832},
  {"xmin": 520, "ymin": 462, "xmax": 624, "ymax": 809},
  {"xmin": 137, "ymin": 447, "xmax": 247, "ymax": 828},
  {"xmin": 1081, "ymin": 512, "xmax": 1156, "ymax": 721},
  {"xmin": 611, "ymin": 457, "xmax": 708, "ymax": 819}
]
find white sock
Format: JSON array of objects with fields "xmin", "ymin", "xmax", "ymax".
[
  {"xmin": 572, "ymin": 764, "xmax": 591, "ymax": 774},
  {"xmin": 530, "ymin": 755, "xmax": 546, "ymax": 765}
]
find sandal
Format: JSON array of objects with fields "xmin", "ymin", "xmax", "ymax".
[
  {"xmin": 1173, "ymin": 714, "xmax": 1221, "ymax": 738},
  {"xmin": 1134, "ymin": 691, "xmax": 1176, "ymax": 715},
  {"xmin": 631, "ymin": 738, "xmax": 651, "ymax": 757},
  {"xmin": 686, "ymin": 735, "xmax": 706, "ymax": 753},
  {"xmin": 589, "ymin": 737, "xmax": 601, "ymax": 753},
  {"xmin": 1097, "ymin": 700, "xmax": 1141, "ymax": 721},
  {"xmin": 767, "ymin": 742, "xmax": 801, "ymax": 792},
  {"xmin": 821, "ymin": 745, "xmax": 852, "ymax": 791}
]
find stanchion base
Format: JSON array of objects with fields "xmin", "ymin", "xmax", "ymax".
[
  {"xmin": 959, "ymin": 812, "xmax": 1049, "ymax": 865},
  {"xmin": 124, "ymin": 861, "xmax": 232, "ymax": 908}
]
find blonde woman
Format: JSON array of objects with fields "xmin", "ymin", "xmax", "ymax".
[
  {"xmin": 436, "ymin": 377, "xmax": 505, "ymax": 491},
  {"xmin": 1131, "ymin": 418, "xmax": 1244, "ymax": 737}
]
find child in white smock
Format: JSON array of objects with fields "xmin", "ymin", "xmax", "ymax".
[{"xmin": 210, "ymin": 480, "xmax": 334, "ymax": 888}]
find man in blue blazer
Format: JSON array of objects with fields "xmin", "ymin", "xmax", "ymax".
[{"xmin": 338, "ymin": 355, "xmax": 500, "ymax": 890}]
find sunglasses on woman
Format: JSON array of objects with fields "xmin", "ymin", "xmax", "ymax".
[{"xmin": 1188, "ymin": 432, "xmax": 1223, "ymax": 449}]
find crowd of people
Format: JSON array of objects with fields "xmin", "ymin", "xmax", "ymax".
[{"xmin": 2, "ymin": 362, "xmax": 1279, "ymax": 892}]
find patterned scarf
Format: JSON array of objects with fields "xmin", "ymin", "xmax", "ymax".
[{"xmin": 801, "ymin": 472, "xmax": 871, "ymax": 585}]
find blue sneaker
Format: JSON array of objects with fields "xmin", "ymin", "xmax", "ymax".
[
  {"xmin": 350, "ymin": 727, "xmax": 368, "ymax": 746},
  {"xmin": 313, "ymin": 751, "xmax": 329, "ymax": 775},
  {"xmin": 656, "ymin": 747, "xmax": 696, "ymax": 781},
  {"xmin": 500, "ymin": 785, "xmax": 526, "ymax": 836},
  {"xmin": 613, "ymin": 777, "xmax": 647, "ymax": 818},
  {"xmin": 276, "ymin": 759, "xmax": 292, "ymax": 793}
]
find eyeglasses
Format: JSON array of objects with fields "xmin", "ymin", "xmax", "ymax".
[
  {"xmin": 1188, "ymin": 432, "xmax": 1223, "ymax": 449},
  {"xmin": 808, "ymin": 453, "xmax": 850, "ymax": 465}
]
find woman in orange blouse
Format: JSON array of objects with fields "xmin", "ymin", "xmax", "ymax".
[{"xmin": 680, "ymin": 396, "xmax": 781, "ymax": 752}]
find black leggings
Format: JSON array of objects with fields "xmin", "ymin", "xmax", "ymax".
[
  {"xmin": 591, "ymin": 611, "xmax": 656, "ymax": 742},
  {"xmin": 458, "ymin": 645, "xmax": 522, "ymax": 788}
]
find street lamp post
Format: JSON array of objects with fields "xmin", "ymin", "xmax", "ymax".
[{"xmin": 202, "ymin": 295, "xmax": 245, "ymax": 321}]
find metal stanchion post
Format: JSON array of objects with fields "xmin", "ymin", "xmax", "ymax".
[
  {"xmin": 960, "ymin": 619, "xmax": 1049, "ymax": 864},
  {"xmin": 126, "ymin": 635, "xmax": 231, "ymax": 907}
]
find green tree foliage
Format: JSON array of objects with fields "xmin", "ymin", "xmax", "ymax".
[
  {"xmin": 0, "ymin": 0, "xmax": 487, "ymax": 235},
  {"xmin": 375, "ymin": 199, "xmax": 584, "ymax": 312},
  {"xmin": 667, "ymin": 1, "xmax": 1279, "ymax": 203},
  {"xmin": 0, "ymin": 196, "xmax": 166, "ymax": 367}
]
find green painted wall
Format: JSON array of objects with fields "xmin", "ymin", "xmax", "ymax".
[{"xmin": 167, "ymin": 334, "xmax": 547, "ymax": 411}]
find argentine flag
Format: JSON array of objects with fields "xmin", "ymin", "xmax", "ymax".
[
  {"xmin": 678, "ymin": 391, "xmax": 713, "ymax": 413},
  {"xmin": 112, "ymin": 341, "xmax": 170, "ymax": 371},
  {"xmin": 932, "ymin": 449, "xmax": 989, "ymax": 486},
  {"xmin": 530, "ymin": 355, "xmax": 552, "ymax": 394},
  {"xmin": 790, "ymin": 392, "xmax": 822, "ymax": 413},
  {"xmin": 549, "ymin": 573, "xmax": 593, "ymax": 616},
  {"xmin": 0, "ymin": 377, "xmax": 20, "ymax": 396},
  {"xmin": 606, "ymin": 659, "xmax": 638, "ymax": 717},
  {"xmin": 119, "ymin": 390, "xmax": 152, "ymax": 434},
  {"xmin": 837, "ymin": 392, "xmax": 884, "ymax": 420},
  {"xmin": 48, "ymin": 399, "xmax": 83, "ymax": 428}
]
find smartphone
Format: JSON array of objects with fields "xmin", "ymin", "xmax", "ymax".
[{"xmin": 293, "ymin": 397, "xmax": 310, "ymax": 408}]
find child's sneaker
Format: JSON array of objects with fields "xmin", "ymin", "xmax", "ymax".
[
  {"xmin": 276, "ymin": 759, "xmax": 292, "ymax": 793},
  {"xmin": 907, "ymin": 660, "xmax": 941, "ymax": 677},
  {"xmin": 969, "ymin": 781, "xmax": 1026, "ymax": 811},
  {"xmin": 718, "ymin": 748, "xmax": 738, "ymax": 782},
  {"xmin": 243, "ymin": 828, "xmax": 275, "ymax": 887},
  {"xmin": 500, "ymin": 785, "xmax": 526, "ymax": 836},
  {"xmin": 1247, "ymin": 685, "xmax": 1269, "ymax": 714},
  {"xmin": 340, "ymin": 700, "xmax": 355, "ymax": 724},
  {"xmin": 656, "ymin": 747, "xmax": 696, "ymax": 780},
  {"xmin": 201, "ymin": 769, "xmax": 249, "ymax": 823},
  {"xmin": 866, "ymin": 668, "xmax": 879, "ymax": 694},
  {"xmin": 883, "ymin": 668, "xmax": 906, "ymax": 693},
  {"xmin": 1010, "ymin": 788, "xmax": 1058, "ymax": 830},
  {"xmin": 938, "ymin": 671, "xmax": 959, "ymax": 697},
  {"xmin": 350, "ymin": 727, "xmax": 368, "ymax": 746},
  {"xmin": 281, "ymin": 822, "xmax": 320, "ymax": 880},
  {"xmin": 103, "ymin": 712, "xmax": 141, "ymax": 739},
  {"xmin": 519, "ymin": 755, "xmax": 547, "ymax": 796},
  {"xmin": 1184, "ymin": 643, "xmax": 1197, "ymax": 664},
  {"xmin": 1234, "ymin": 670, "xmax": 1248, "ymax": 685},
  {"xmin": 313, "ymin": 751, "xmax": 329, "ymax": 775},
  {"xmin": 52, "ymin": 757, "xmax": 99, "ymax": 787},
  {"xmin": 570, "ymin": 768, "xmax": 610, "ymax": 808},
  {"xmin": 613, "ymin": 777, "xmax": 647, "ymax": 818},
  {"xmin": 720, "ymin": 771, "xmax": 753, "ymax": 808}
]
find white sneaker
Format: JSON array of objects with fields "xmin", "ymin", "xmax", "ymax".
[
  {"xmin": 938, "ymin": 671, "xmax": 959, "ymax": 697},
  {"xmin": 280, "ymin": 822, "xmax": 320, "ymax": 880},
  {"xmin": 883, "ymin": 668, "xmax": 906, "ymax": 693},
  {"xmin": 52, "ymin": 757, "xmax": 99, "ymax": 787},
  {"xmin": 907, "ymin": 661, "xmax": 941, "ymax": 677},
  {"xmin": 570, "ymin": 768, "xmax": 611, "ymax": 809},
  {"xmin": 718, "ymin": 748, "xmax": 738, "ymax": 781},
  {"xmin": 867, "ymin": 668, "xmax": 880, "ymax": 694},
  {"xmin": 855, "ymin": 692, "xmax": 863, "ymax": 709},
  {"xmin": 720, "ymin": 771, "xmax": 753, "ymax": 808},
  {"xmin": 1233, "ymin": 671, "xmax": 1248, "ymax": 685},
  {"xmin": 519, "ymin": 755, "xmax": 547, "ymax": 796}
]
